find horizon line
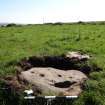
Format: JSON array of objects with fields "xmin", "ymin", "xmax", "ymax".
[{"xmin": 1, "ymin": 20, "xmax": 105, "ymax": 25}]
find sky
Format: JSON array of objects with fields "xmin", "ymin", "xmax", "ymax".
[{"xmin": 0, "ymin": 0, "xmax": 105, "ymax": 24}]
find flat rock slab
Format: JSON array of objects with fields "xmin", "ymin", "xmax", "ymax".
[
  {"xmin": 19, "ymin": 67, "xmax": 87, "ymax": 96},
  {"xmin": 66, "ymin": 51, "xmax": 90, "ymax": 61}
]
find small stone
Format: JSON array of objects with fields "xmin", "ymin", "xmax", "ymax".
[{"xmin": 65, "ymin": 51, "xmax": 90, "ymax": 61}]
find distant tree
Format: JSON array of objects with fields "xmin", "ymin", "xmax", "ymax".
[
  {"xmin": 6, "ymin": 23, "xmax": 17, "ymax": 27},
  {"xmin": 53, "ymin": 22, "xmax": 63, "ymax": 25},
  {"xmin": 77, "ymin": 21, "xmax": 85, "ymax": 24}
]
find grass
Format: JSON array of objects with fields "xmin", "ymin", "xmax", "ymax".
[{"xmin": 1, "ymin": 23, "xmax": 105, "ymax": 104}]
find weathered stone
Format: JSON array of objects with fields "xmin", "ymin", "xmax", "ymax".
[
  {"xmin": 65, "ymin": 51, "xmax": 90, "ymax": 61},
  {"xmin": 19, "ymin": 67, "xmax": 87, "ymax": 96}
]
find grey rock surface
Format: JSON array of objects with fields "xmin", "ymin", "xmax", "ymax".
[
  {"xmin": 19, "ymin": 67, "xmax": 87, "ymax": 96},
  {"xmin": 65, "ymin": 51, "xmax": 90, "ymax": 61}
]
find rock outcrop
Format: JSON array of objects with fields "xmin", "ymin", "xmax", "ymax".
[
  {"xmin": 3, "ymin": 51, "xmax": 91, "ymax": 97},
  {"xmin": 65, "ymin": 51, "xmax": 90, "ymax": 61},
  {"xmin": 19, "ymin": 67, "xmax": 87, "ymax": 96}
]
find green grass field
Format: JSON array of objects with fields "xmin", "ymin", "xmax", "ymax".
[{"xmin": 1, "ymin": 23, "xmax": 105, "ymax": 105}]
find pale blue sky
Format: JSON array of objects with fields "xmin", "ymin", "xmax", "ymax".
[{"xmin": 0, "ymin": 0, "xmax": 105, "ymax": 24}]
